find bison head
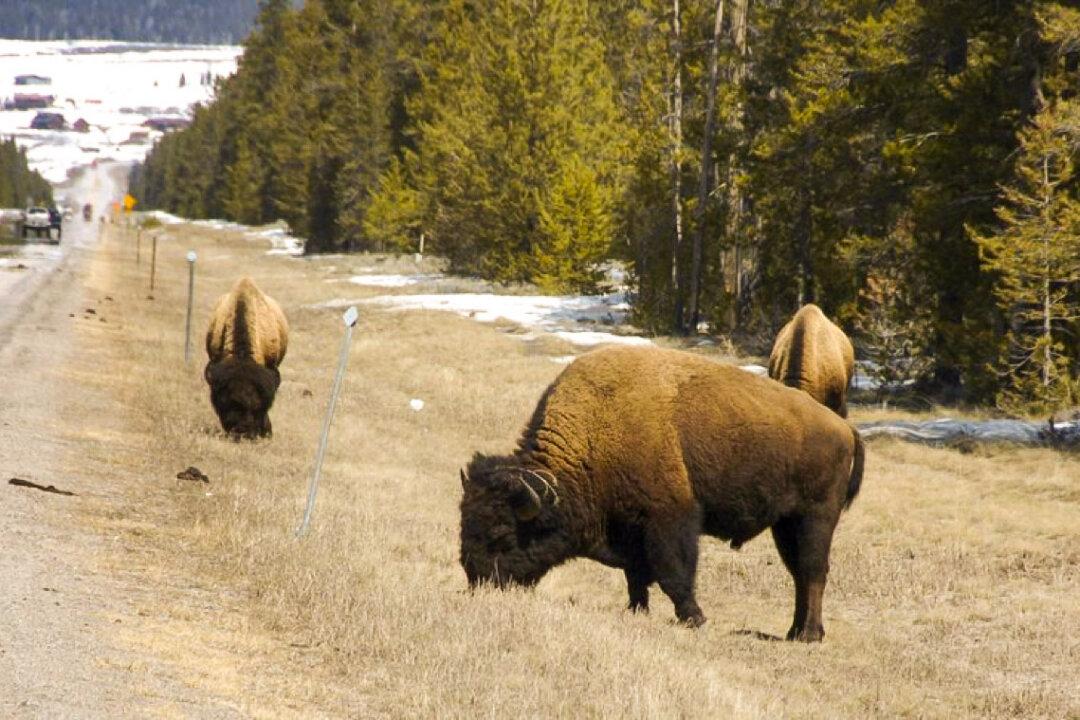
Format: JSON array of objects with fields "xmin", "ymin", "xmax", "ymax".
[
  {"xmin": 205, "ymin": 359, "xmax": 281, "ymax": 439},
  {"xmin": 459, "ymin": 454, "xmax": 569, "ymax": 589}
]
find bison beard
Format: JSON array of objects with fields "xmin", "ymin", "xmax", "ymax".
[
  {"xmin": 205, "ymin": 358, "xmax": 280, "ymax": 439},
  {"xmin": 459, "ymin": 346, "xmax": 864, "ymax": 641}
]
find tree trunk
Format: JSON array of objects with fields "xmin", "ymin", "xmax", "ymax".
[
  {"xmin": 687, "ymin": 0, "xmax": 726, "ymax": 333},
  {"xmin": 796, "ymin": 164, "xmax": 814, "ymax": 306},
  {"xmin": 728, "ymin": 0, "xmax": 751, "ymax": 323},
  {"xmin": 1042, "ymin": 154, "xmax": 1052, "ymax": 387},
  {"xmin": 670, "ymin": 0, "xmax": 685, "ymax": 332}
]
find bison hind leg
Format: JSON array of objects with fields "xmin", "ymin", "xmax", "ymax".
[{"xmin": 771, "ymin": 514, "xmax": 838, "ymax": 643}]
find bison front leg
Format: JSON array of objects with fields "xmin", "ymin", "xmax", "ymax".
[
  {"xmin": 772, "ymin": 513, "xmax": 838, "ymax": 642},
  {"xmin": 624, "ymin": 560, "xmax": 652, "ymax": 613},
  {"xmin": 645, "ymin": 515, "xmax": 705, "ymax": 627}
]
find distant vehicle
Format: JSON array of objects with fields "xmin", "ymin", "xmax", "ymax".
[
  {"xmin": 83, "ymin": 203, "xmax": 94, "ymax": 221},
  {"xmin": 14, "ymin": 74, "xmax": 51, "ymax": 86},
  {"xmin": 23, "ymin": 207, "xmax": 54, "ymax": 241},
  {"xmin": 10, "ymin": 93, "xmax": 55, "ymax": 110},
  {"xmin": 30, "ymin": 112, "xmax": 66, "ymax": 130}
]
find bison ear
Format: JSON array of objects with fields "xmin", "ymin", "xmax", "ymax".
[{"xmin": 507, "ymin": 478, "xmax": 542, "ymax": 522}]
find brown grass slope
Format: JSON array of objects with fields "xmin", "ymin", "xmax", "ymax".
[{"xmin": 89, "ymin": 219, "xmax": 1079, "ymax": 718}]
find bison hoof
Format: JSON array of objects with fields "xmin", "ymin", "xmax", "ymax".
[
  {"xmin": 679, "ymin": 611, "xmax": 707, "ymax": 628},
  {"xmin": 786, "ymin": 625, "xmax": 824, "ymax": 642}
]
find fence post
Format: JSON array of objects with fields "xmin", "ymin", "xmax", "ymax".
[
  {"xmin": 184, "ymin": 251, "xmax": 196, "ymax": 362},
  {"xmin": 296, "ymin": 305, "xmax": 359, "ymax": 538},
  {"xmin": 149, "ymin": 234, "xmax": 158, "ymax": 293}
]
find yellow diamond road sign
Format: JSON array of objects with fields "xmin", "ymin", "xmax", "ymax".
[{"xmin": 123, "ymin": 194, "xmax": 137, "ymax": 213}]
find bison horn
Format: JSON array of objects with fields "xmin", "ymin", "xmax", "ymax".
[
  {"xmin": 460, "ymin": 468, "xmax": 469, "ymax": 490},
  {"xmin": 521, "ymin": 468, "xmax": 559, "ymax": 506}
]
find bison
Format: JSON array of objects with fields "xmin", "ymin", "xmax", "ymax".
[
  {"xmin": 768, "ymin": 304, "xmax": 855, "ymax": 417},
  {"xmin": 459, "ymin": 345, "xmax": 863, "ymax": 641},
  {"xmin": 204, "ymin": 277, "xmax": 289, "ymax": 438}
]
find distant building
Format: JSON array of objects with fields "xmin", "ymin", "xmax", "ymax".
[
  {"xmin": 11, "ymin": 93, "xmax": 55, "ymax": 110},
  {"xmin": 121, "ymin": 130, "xmax": 150, "ymax": 144},
  {"xmin": 73, "ymin": 118, "xmax": 90, "ymax": 133},
  {"xmin": 30, "ymin": 112, "xmax": 65, "ymax": 130},
  {"xmin": 14, "ymin": 74, "xmax": 51, "ymax": 86},
  {"xmin": 143, "ymin": 117, "xmax": 191, "ymax": 132}
]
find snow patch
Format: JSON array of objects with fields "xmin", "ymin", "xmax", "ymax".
[
  {"xmin": 0, "ymin": 40, "xmax": 241, "ymax": 183},
  {"xmin": 347, "ymin": 274, "xmax": 443, "ymax": 287},
  {"xmin": 313, "ymin": 292, "xmax": 648, "ymax": 348}
]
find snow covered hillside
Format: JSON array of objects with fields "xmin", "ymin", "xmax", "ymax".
[{"xmin": 0, "ymin": 40, "xmax": 240, "ymax": 184}]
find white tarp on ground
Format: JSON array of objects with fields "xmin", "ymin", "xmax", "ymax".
[{"xmin": 858, "ymin": 418, "xmax": 1080, "ymax": 450}]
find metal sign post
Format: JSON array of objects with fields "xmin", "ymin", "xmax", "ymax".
[
  {"xmin": 136, "ymin": 228, "xmax": 142, "ymax": 265},
  {"xmin": 296, "ymin": 306, "xmax": 359, "ymax": 538},
  {"xmin": 184, "ymin": 251, "xmax": 197, "ymax": 362},
  {"xmin": 149, "ymin": 234, "xmax": 158, "ymax": 293}
]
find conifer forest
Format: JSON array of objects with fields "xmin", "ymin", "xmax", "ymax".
[{"xmin": 131, "ymin": 0, "xmax": 1080, "ymax": 412}]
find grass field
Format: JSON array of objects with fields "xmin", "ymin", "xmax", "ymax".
[{"xmin": 77, "ymin": 220, "xmax": 1080, "ymax": 718}]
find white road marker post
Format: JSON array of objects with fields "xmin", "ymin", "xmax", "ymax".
[
  {"xmin": 184, "ymin": 251, "xmax": 197, "ymax": 363},
  {"xmin": 296, "ymin": 305, "xmax": 359, "ymax": 538}
]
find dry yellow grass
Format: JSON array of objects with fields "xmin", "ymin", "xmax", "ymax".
[{"xmin": 82, "ymin": 220, "xmax": 1080, "ymax": 718}]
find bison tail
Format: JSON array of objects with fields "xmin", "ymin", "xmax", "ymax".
[{"xmin": 844, "ymin": 426, "xmax": 865, "ymax": 511}]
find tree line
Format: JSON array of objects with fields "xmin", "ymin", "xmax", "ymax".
[
  {"xmin": 0, "ymin": 138, "xmax": 52, "ymax": 209},
  {"xmin": 0, "ymin": 0, "xmax": 263, "ymax": 44},
  {"xmin": 131, "ymin": 0, "xmax": 1080, "ymax": 412}
]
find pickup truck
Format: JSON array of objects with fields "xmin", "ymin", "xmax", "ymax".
[{"xmin": 23, "ymin": 207, "xmax": 56, "ymax": 242}]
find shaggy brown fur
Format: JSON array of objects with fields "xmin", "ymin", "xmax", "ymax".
[
  {"xmin": 768, "ymin": 304, "xmax": 855, "ymax": 417},
  {"xmin": 460, "ymin": 345, "xmax": 864, "ymax": 642},
  {"xmin": 204, "ymin": 277, "xmax": 289, "ymax": 438}
]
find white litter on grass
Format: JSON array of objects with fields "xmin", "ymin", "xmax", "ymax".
[
  {"xmin": 313, "ymin": 291, "xmax": 647, "ymax": 348},
  {"xmin": 409, "ymin": 398, "xmax": 425, "ymax": 412},
  {"xmin": 739, "ymin": 364, "xmax": 769, "ymax": 376}
]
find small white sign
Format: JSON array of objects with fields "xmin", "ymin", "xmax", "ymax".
[
  {"xmin": 342, "ymin": 306, "xmax": 359, "ymax": 327},
  {"xmin": 410, "ymin": 398, "xmax": 425, "ymax": 412},
  {"xmin": 186, "ymin": 250, "xmax": 197, "ymax": 263}
]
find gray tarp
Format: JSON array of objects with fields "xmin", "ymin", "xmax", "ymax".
[{"xmin": 857, "ymin": 418, "xmax": 1080, "ymax": 450}]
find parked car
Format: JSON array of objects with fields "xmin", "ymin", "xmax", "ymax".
[
  {"xmin": 30, "ymin": 112, "xmax": 66, "ymax": 130},
  {"xmin": 23, "ymin": 207, "xmax": 55, "ymax": 241}
]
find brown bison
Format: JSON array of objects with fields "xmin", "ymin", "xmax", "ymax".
[
  {"xmin": 768, "ymin": 304, "xmax": 855, "ymax": 417},
  {"xmin": 205, "ymin": 277, "xmax": 289, "ymax": 438},
  {"xmin": 460, "ymin": 345, "xmax": 864, "ymax": 642}
]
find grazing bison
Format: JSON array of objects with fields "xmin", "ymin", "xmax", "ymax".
[
  {"xmin": 768, "ymin": 304, "xmax": 855, "ymax": 417},
  {"xmin": 459, "ymin": 346, "xmax": 864, "ymax": 641},
  {"xmin": 204, "ymin": 277, "xmax": 288, "ymax": 438}
]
